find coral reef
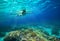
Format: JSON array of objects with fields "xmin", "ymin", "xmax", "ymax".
[
  {"xmin": 3, "ymin": 26, "xmax": 60, "ymax": 41},
  {"xmin": 4, "ymin": 28, "xmax": 49, "ymax": 41}
]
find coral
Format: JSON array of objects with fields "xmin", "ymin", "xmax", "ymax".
[
  {"xmin": 4, "ymin": 29, "xmax": 48, "ymax": 41},
  {"xmin": 3, "ymin": 27, "xmax": 60, "ymax": 41},
  {"xmin": 48, "ymin": 36, "xmax": 60, "ymax": 41}
]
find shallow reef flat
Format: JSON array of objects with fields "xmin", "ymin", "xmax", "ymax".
[{"xmin": 3, "ymin": 25, "xmax": 60, "ymax": 41}]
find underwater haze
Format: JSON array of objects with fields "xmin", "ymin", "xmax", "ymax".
[{"xmin": 0, "ymin": 0, "xmax": 60, "ymax": 41}]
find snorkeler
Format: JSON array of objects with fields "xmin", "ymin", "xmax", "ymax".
[
  {"xmin": 22, "ymin": 9, "xmax": 26, "ymax": 15},
  {"xmin": 17, "ymin": 9, "xmax": 26, "ymax": 16}
]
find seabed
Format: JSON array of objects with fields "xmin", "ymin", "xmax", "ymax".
[{"xmin": 0, "ymin": 25, "xmax": 60, "ymax": 41}]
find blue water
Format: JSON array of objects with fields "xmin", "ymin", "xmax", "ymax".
[{"xmin": 0, "ymin": 0, "xmax": 60, "ymax": 41}]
